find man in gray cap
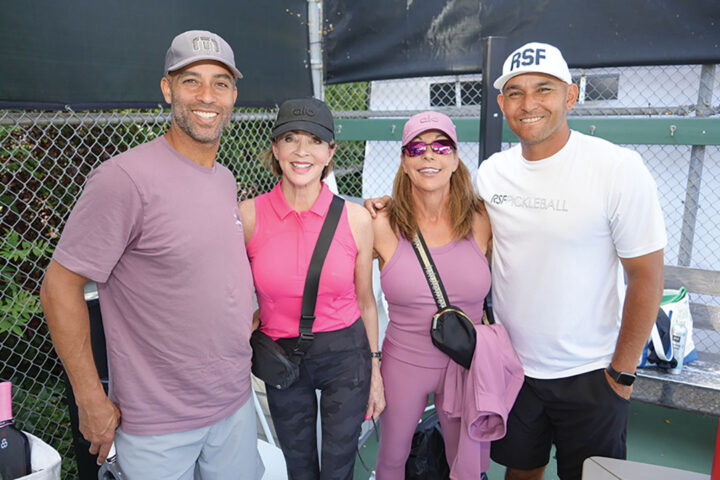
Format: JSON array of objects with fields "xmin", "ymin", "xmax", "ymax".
[
  {"xmin": 41, "ymin": 30, "xmax": 264, "ymax": 478},
  {"xmin": 477, "ymin": 42, "xmax": 666, "ymax": 480}
]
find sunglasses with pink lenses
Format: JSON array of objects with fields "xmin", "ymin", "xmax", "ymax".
[{"xmin": 403, "ymin": 139, "xmax": 455, "ymax": 157}]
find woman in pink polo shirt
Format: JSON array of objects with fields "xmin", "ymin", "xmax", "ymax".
[{"xmin": 238, "ymin": 97, "xmax": 384, "ymax": 480}]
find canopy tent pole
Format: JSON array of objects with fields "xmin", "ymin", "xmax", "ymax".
[
  {"xmin": 308, "ymin": 0, "xmax": 325, "ymax": 100},
  {"xmin": 679, "ymin": 64, "xmax": 716, "ymax": 266},
  {"xmin": 478, "ymin": 36, "xmax": 506, "ymax": 166}
]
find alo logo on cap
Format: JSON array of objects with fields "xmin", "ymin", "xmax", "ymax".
[
  {"xmin": 192, "ymin": 36, "xmax": 220, "ymax": 53},
  {"xmin": 419, "ymin": 114, "xmax": 439, "ymax": 124},
  {"xmin": 510, "ymin": 47, "xmax": 547, "ymax": 71},
  {"xmin": 293, "ymin": 106, "xmax": 316, "ymax": 117}
]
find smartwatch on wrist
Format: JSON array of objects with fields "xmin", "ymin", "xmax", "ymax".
[{"xmin": 606, "ymin": 364, "xmax": 636, "ymax": 386}]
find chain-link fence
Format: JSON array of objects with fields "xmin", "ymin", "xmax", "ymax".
[
  {"xmin": 331, "ymin": 63, "xmax": 720, "ymax": 363},
  {"xmin": 2, "ymin": 64, "xmax": 719, "ymax": 477}
]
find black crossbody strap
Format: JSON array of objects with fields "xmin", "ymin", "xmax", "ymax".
[
  {"xmin": 292, "ymin": 194, "xmax": 345, "ymax": 359},
  {"xmin": 410, "ymin": 231, "xmax": 450, "ymax": 310}
]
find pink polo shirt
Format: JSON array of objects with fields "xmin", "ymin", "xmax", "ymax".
[{"xmin": 247, "ymin": 181, "xmax": 361, "ymax": 340}]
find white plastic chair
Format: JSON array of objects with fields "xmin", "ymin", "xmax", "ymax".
[{"xmin": 253, "ymin": 389, "xmax": 288, "ymax": 480}]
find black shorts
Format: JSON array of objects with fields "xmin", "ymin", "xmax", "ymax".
[{"xmin": 491, "ymin": 368, "xmax": 629, "ymax": 480}]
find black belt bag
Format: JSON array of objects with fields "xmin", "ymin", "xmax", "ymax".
[
  {"xmin": 250, "ymin": 195, "xmax": 345, "ymax": 389},
  {"xmin": 250, "ymin": 329, "xmax": 300, "ymax": 390},
  {"xmin": 411, "ymin": 231, "xmax": 476, "ymax": 370}
]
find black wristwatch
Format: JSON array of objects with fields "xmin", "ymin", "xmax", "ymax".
[
  {"xmin": 370, "ymin": 351, "xmax": 382, "ymax": 360},
  {"xmin": 606, "ymin": 364, "xmax": 636, "ymax": 386}
]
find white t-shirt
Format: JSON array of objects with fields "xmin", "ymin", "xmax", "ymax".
[{"xmin": 476, "ymin": 131, "xmax": 666, "ymax": 379}]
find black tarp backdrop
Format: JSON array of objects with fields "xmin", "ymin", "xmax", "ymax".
[
  {"xmin": 0, "ymin": 0, "xmax": 312, "ymax": 109},
  {"xmin": 324, "ymin": 0, "xmax": 720, "ymax": 84}
]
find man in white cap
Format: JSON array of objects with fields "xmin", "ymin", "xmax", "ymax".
[
  {"xmin": 41, "ymin": 30, "xmax": 264, "ymax": 478},
  {"xmin": 477, "ymin": 42, "xmax": 666, "ymax": 479}
]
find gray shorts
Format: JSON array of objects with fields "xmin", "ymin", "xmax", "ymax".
[{"xmin": 114, "ymin": 397, "xmax": 264, "ymax": 480}]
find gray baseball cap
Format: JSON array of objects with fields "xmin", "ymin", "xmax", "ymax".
[
  {"xmin": 164, "ymin": 30, "xmax": 243, "ymax": 78},
  {"xmin": 272, "ymin": 98, "xmax": 335, "ymax": 143}
]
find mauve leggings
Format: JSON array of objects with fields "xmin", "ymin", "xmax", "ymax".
[{"xmin": 375, "ymin": 353, "xmax": 461, "ymax": 480}]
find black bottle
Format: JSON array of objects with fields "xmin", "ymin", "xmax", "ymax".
[{"xmin": 0, "ymin": 382, "xmax": 31, "ymax": 480}]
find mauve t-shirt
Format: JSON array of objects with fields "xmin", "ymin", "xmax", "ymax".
[{"xmin": 53, "ymin": 137, "xmax": 254, "ymax": 435}]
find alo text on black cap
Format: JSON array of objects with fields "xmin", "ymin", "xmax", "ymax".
[{"xmin": 272, "ymin": 98, "xmax": 334, "ymax": 143}]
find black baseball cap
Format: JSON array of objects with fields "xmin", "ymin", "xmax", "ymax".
[{"xmin": 272, "ymin": 98, "xmax": 334, "ymax": 143}]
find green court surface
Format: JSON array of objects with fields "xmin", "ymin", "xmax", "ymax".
[{"xmin": 354, "ymin": 401, "xmax": 718, "ymax": 479}]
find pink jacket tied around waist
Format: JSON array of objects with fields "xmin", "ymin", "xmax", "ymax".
[{"xmin": 441, "ymin": 323, "xmax": 524, "ymax": 479}]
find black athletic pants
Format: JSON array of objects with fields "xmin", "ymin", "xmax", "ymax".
[{"xmin": 266, "ymin": 319, "xmax": 371, "ymax": 480}]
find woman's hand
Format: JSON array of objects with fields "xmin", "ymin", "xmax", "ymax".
[{"xmin": 365, "ymin": 360, "xmax": 386, "ymax": 421}]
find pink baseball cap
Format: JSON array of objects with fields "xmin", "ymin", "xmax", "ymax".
[{"xmin": 402, "ymin": 111, "xmax": 458, "ymax": 147}]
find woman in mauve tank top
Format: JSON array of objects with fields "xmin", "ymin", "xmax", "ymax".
[
  {"xmin": 372, "ymin": 111, "xmax": 493, "ymax": 479},
  {"xmin": 238, "ymin": 98, "xmax": 385, "ymax": 480}
]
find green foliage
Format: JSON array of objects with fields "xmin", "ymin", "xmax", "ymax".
[
  {"xmin": 1, "ymin": 230, "xmax": 49, "ymax": 260},
  {"xmin": 325, "ymin": 82, "xmax": 369, "ymax": 111},
  {"xmin": 325, "ymin": 83, "xmax": 369, "ymax": 198},
  {"xmin": 0, "ymin": 289, "xmax": 41, "ymax": 336},
  {"xmin": 0, "ymin": 231, "xmax": 49, "ymax": 336},
  {"xmin": 13, "ymin": 379, "xmax": 70, "ymax": 435},
  {"xmin": 221, "ymin": 117, "xmax": 278, "ymax": 199},
  {"xmin": 12, "ymin": 377, "xmax": 75, "ymax": 479}
]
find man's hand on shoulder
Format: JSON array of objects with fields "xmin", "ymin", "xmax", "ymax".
[{"xmin": 363, "ymin": 195, "xmax": 392, "ymax": 218}]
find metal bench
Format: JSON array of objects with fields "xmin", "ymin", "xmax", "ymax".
[{"xmin": 632, "ymin": 266, "xmax": 720, "ymax": 416}]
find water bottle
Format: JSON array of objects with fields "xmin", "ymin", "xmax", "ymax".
[
  {"xmin": 669, "ymin": 312, "xmax": 687, "ymax": 375},
  {"xmin": 98, "ymin": 442, "xmax": 127, "ymax": 479},
  {"xmin": 0, "ymin": 382, "xmax": 32, "ymax": 480}
]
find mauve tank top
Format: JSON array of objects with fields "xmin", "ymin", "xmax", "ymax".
[{"xmin": 381, "ymin": 234, "xmax": 490, "ymax": 368}]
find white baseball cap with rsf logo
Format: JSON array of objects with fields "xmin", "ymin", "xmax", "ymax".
[{"xmin": 493, "ymin": 42, "xmax": 572, "ymax": 91}]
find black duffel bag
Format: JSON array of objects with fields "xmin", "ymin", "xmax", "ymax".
[{"xmin": 405, "ymin": 412, "xmax": 450, "ymax": 480}]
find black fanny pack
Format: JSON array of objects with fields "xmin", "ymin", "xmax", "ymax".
[
  {"xmin": 411, "ymin": 232, "xmax": 476, "ymax": 369},
  {"xmin": 250, "ymin": 330, "xmax": 300, "ymax": 390},
  {"xmin": 250, "ymin": 195, "xmax": 345, "ymax": 389},
  {"xmin": 430, "ymin": 306, "xmax": 476, "ymax": 369}
]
